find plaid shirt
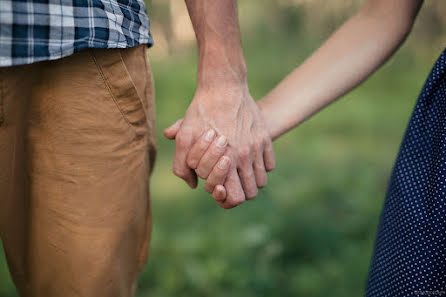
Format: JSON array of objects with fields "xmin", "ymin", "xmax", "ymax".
[{"xmin": 0, "ymin": 0, "xmax": 153, "ymax": 67}]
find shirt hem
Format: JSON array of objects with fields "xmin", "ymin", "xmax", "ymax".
[{"xmin": 0, "ymin": 36, "xmax": 154, "ymax": 68}]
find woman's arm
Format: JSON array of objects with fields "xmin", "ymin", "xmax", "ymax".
[
  {"xmin": 165, "ymin": 0, "xmax": 424, "ymax": 200},
  {"xmin": 259, "ymin": 0, "xmax": 424, "ymax": 140}
]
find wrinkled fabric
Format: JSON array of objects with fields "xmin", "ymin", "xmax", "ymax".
[{"xmin": 0, "ymin": 44, "xmax": 156, "ymax": 297}]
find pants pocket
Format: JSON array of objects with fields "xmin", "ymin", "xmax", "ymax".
[{"xmin": 89, "ymin": 47, "xmax": 150, "ymax": 136}]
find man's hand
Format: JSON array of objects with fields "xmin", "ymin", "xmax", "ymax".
[
  {"xmin": 165, "ymin": 0, "xmax": 275, "ymax": 209},
  {"xmin": 169, "ymin": 83, "xmax": 275, "ymax": 209}
]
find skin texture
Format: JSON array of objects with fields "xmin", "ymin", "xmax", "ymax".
[
  {"xmin": 170, "ymin": 0, "xmax": 275, "ymax": 209},
  {"xmin": 258, "ymin": 0, "xmax": 424, "ymax": 140},
  {"xmin": 166, "ymin": 0, "xmax": 424, "ymax": 200},
  {"xmin": 165, "ymin": 124, "xmax": 230, "ymax": 201}
]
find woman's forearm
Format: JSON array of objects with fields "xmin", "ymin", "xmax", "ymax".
[{"xmin": 259, "ymin": 0, "xmax": 423, "ymax": 140}]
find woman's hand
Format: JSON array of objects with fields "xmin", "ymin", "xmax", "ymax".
[{"xmin": 165, "ymin": 122, "xmax": 232, "ymax": 201}]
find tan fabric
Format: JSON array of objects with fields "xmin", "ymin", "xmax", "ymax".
[{"xmin": 0, "ymin": 44, "xmax": 156, "ymax": 297}]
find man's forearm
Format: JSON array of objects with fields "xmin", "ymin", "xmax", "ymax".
[
  {"xmin": 172, "ymin": 1, "xmax": 275, "ymax": 206},
  {"xmin": 185, "ymin": 0, "xmax": 247, "ymax": 89}
]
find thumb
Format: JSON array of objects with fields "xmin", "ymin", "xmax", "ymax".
[{"xmin": 164, "ymin": 119, "xmax": 184, "ymax": 140}]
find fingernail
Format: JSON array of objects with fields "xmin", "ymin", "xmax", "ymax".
[
  {"xmin": 205, "ymin": 129, "xmax": 215, "ymax": 142},
  {"xmin": 216, "ymin": 135, "xmax": 227, "ymax": 147},
  {"xmin": 218, "ymin": 156, "xmax": 230, "ymax": 169}
]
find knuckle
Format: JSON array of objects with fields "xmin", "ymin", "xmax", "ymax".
[
  {"xmin": 204, "ymin": 182, "xmax": 215, "ymax": 193},
  {"xmin": 196, "ymin": 168, "xmax": 208, "ymax": 179},
  {"xmin": 221, "ymin": 204, "xmax": 234, "ymax": 210},
  {"xmin": 172, "ymin": 167, "xmax": 185, "ymax": 178},
  {"xmin": 186, "ymin": 157, "xmax": 197, "ymax": 169},
  {"xmin": 253, "ymin": 140, "xmax": 263, "ymax": 153},
  {"xmin": 223, "ymin": 192, "xmax": 245, "ymax": 209},
  {"xmin": 254, "ymin": 159, "xmax": 265, "ymax": 171},
  {"xmin": 212, "ymin": 168, "xmax": 224, "ymax": 180},
  {"xmin": 237, "ymin": 146, "xmax": 251, "ymax": 161},
  {"xmin": 231, "ymin": 195, "xmax": 246, "ymax": 206},
  {"xmin": 263, "ymin": 138, "xmax": 273, "ymax": 150},
  {"xmin": 267, "ymin": 160, "xmax": 276, "ymax": 171},
  {"xmin": 257, "ymin": 178, "xmax": 267, "ymax": 189},
  {"xmin": 240, "ymin": 168, "xmax": 255, "ymax": 180},
  {"xmin": 176, "ymin": 134, "xmax": 192, "ymax": 148},
  {"xmin": 212, "ymin": 145, "xmax": 226, "ymax": 155},
  {"xmin": 199, "ymin": 140, "xmax": 210, "ymax": 150},
  {"xmin": 246, "ymin": 188, "xmax": 258, "ymax": 200},
  {"xmin": 231, "ymin": 200, "xmax": 245, "ymax": 208}
]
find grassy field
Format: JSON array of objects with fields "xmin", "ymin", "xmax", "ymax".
[{"xmin": 0, "ymin": 17, "xmax": 442, "ymax": 297}]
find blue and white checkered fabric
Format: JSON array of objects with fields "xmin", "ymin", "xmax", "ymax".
[{"xmin": 0, "ymin": 0, "xmax": 153, "ymax": 67}]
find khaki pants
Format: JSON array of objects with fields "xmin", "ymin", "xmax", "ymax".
[{"xmin": 0, "ymin": 45, "xmax": 156, "ymax": 297}]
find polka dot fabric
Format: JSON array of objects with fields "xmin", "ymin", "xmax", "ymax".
[{"xmin": 366, "ymin": 50, "xmax": 446, "ymax": 296}]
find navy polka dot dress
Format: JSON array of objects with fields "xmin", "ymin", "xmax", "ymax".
[{"xmin": 366, "ymin": 50, "xmax": 446, "ymax": 296}]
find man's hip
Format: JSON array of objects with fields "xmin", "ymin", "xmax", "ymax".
[{"xmin": 0, "ymin": 44, "xmax": 156, "ymax": 297}]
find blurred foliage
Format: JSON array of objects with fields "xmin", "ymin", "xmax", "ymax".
[{"xmin": 1, "ymin": 1, "xmax": 445, "ymax": 297}]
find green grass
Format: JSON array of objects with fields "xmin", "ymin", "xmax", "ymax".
[{"xmin": 0, "ymin": 28, "xmax": 441, "ymax": 297}]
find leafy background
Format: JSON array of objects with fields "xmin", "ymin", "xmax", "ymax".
[{"xmin": 1, "ymin": 1, "xmax": 445, "ymax": 296}]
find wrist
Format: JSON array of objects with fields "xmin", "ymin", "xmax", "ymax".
[
  {"xmin": 197, "ymin": 42, "xmax": 247, "ymax": 87},
  {"xmin": 257, "ymin": 99, "xmax": 277, "ymax": 141},
  {"xmin": 192, "ymin": 80, "xmax": 254, "ymax": 119},
  {"xmin": 195, "ymin": 72, "xmax": 250, "ymax": 105}
]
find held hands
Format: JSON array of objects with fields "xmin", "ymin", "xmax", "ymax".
[
  {"xmin": 164, "ymin": 84, "xmax": 275, "ymax": 209},
  {"xmin": 165, "ymin": 120, "xmax": 232, "ymax": 201}
]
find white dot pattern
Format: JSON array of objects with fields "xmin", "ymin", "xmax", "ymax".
[{"xmin": 366, "ymin": 51, "xmax": 446, "ymax": 296}]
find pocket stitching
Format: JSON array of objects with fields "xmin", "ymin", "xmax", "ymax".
[
  {"xmin": 141, "ymin": 46, "xmax": 155, "ymax": 132},
  {"xmin": 117, "ymin": 48, "xmax": 151, "ymax": 131},
  {"xmin": 89, "ymin": 49, "xmax": 138, "ymax": 134}
]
